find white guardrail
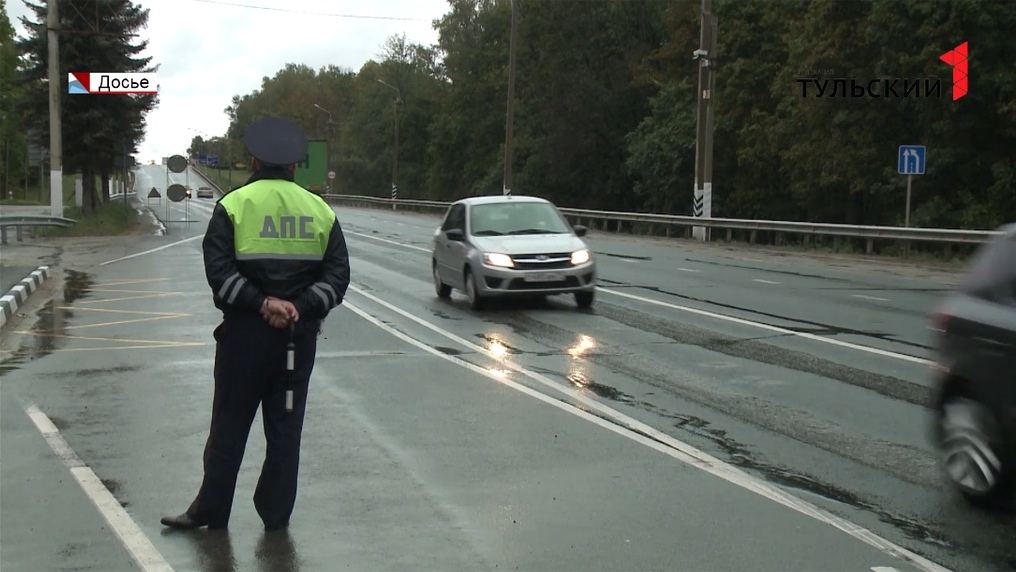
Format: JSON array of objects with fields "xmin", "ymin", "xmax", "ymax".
[{"xmin": 320, "ymin": 193, "xmax": 999, "ymax": 255}]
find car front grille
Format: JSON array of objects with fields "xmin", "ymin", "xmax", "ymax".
[{"xmin": 512, "ymin": 253, "xmax": 573, "ymax": 270}]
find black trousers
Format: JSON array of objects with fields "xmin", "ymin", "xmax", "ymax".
[{"xmin": 186, "ymin": 314, "xmax": 319, "ymax": 529}]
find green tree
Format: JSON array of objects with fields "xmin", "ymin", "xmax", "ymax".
[
  {"xmin": 17, "ymin": 0, "xmax": 157, "ymax": 215},
  {"xmin": 214, "ymin": 0, "xmax": 1016, "ymax": 232},
  {"xmin": 0, "ymin": 0, "xmax": 27, "ymax": 198}
]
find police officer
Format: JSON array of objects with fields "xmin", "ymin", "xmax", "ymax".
[{"xmin": 161, "ymin": 116, "xmax": 351, "ymax": 531}]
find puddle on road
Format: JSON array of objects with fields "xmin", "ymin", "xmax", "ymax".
[
  {"xmin": 49, "ymin": 364, "xmax": 142, "ymax": 379},
  {"xmin": 255, "ymin": 530, "xmax": 299, "ymax": 571},
  {"xmin": 64, "ymin": 269, "xmax": 94, "ymax": 303},
  {"xmin": 431, "ymin": 309, "xmax": 461, "ymax": 321},
  {"xmin": 566, "ymin": 371, "xmax": 631, "ymax": 403},
  {"xmin": 0, "ymin": 270, "xmax": 92, "ymax": 374}
]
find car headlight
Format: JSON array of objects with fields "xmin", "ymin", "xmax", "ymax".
[
  {"xmin": 571, "ymin": 249, "xmax": 591, "ymax": 265},
  {"xmin": 483, "ymin": 252, "xmax": 514, "ymax": 268}
]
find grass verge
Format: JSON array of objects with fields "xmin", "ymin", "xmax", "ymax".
[
  {"xmin": 195, "ymin": 167, "xmax": 248, "ymax": 193},
  {"xmin": 50, "ymin": 200, "xmax": 140, "ymax": 237}
]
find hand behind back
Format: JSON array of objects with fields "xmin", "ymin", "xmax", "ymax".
[{"xmin": 261, "ymin": 296, "xmax": 299, "ymax": 329}]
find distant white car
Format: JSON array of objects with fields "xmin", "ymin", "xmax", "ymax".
[
  {"xmin": 432, "ymin": 195, "xmax": 596, "ymax": 310},
  {"xmin": 196, "ymin": 186, "xmax": 214, "ymax": 199}
]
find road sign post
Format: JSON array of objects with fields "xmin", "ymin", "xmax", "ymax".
[
  {"xmin": 295, "ymin": 140, "xmax": 329, "ymax": 194},
  {"xmin": 163, "ymin": 155, "xmax": 191, "ymax": 233},
  {"xmin": 897, "ymin": 145, "xmax": 925, "ymax": 228}
]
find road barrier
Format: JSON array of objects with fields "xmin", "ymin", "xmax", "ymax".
[
  {"xmin": 0, "ymin": 215, "xmax": 78, "ymax": 244},
  {"xmin": 321, "ymin": 194, "xmax": 997, "ymax": 257}
]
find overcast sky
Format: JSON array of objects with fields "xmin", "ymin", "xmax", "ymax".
[{"xmin": 4, "ymin": 0, "xmax": 449, "ymax": 161}]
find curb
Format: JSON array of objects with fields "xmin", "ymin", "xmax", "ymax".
[{"xmin": 0, "ymin": 266, "xmax": 51, "ymax": 328}]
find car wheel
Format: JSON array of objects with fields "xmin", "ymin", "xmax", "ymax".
[
  {"xmin": 574, "ymin": 290, "xmax": 594, "ymax": 309},
  {"xmin": 433, "ymin": 260, "xmax": 451, "ymax": 299},
  {"xmin": 938, "ymin": 395, "xmax": 1013, "ymax": 508},
  {"xmin": 465, "ymin": 269, "xmax": 485, "ymax": 311}
]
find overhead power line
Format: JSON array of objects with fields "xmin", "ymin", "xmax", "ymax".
[{"xmin": 184, "ymin": 0, "xmax": 431, "ymax": 20}]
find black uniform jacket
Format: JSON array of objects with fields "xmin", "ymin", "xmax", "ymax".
[{"xmin": 202, "ymin": 166, "xmax": 351, "ymax": 335}]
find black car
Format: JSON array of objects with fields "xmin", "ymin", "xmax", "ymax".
[{"xmin": 931, "ymin": 225, "xmax": 1016, "ymax": 508}]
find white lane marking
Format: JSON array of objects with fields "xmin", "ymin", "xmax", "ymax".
[
  {"xmin": 600, "ymin": 287, "xmax": 931, "ymax": 366},
  {"xmin": 872, "ymin": 568, "xmax": 903, "ymax": 572},
  {"xmin": 341, "ymin": 228, "xmax": 932, "ymax": 366},
  {"xmin": 620, "ymin": 259, "xmax": 638, "ymax": 263},
  {"xmin": 752, "ymin": 278, "xmax": 781, "ymax": 285},
  {"xmin": 677, "ymin": 267, "xmax": 700, "ymax": 273},
  {"xmin": 854, "ymin": 294, "xmax": 891, "ymax": 302},
  {"xmin": 342, "ymin": 288, "xmax": 949, "ymax": 572},
  {"xmin": 346, "ymin": 229, "xmax": 430, "ymax": 252},
  {"xmin": 23, "ymin": 403, "xmax": 174, "ymax": 572},
  {"xmin": 99, "ymin": 235, "xmax": 203, "ymax": 266}
]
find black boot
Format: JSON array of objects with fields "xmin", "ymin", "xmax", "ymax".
[{"xmin": 161, "ymin": 512, "xmax": 220, "ymax": 530}]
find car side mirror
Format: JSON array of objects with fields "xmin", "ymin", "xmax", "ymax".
[
  {"xmin": 573, "ymin": 224, "xmax": 588, "ymax": 237},
  {"xmin": 446, "ymin": 228, "xmax": 465, "ymax": 241}
]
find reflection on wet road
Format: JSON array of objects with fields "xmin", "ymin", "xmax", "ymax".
[{"xmin": 0, "ymin": 198, "xmax": 1007, "ymax": 572}]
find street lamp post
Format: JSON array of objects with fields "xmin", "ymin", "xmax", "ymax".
[
  {"xmin": 377, "ymin": 80, "xmax": 402, "ymax": 210},
  {"xmin": 313, "ymin": 103, "xmax": 333, "ymax": 126},
  {"xmin": 692, "ymin": 0, "xmax": 717, "ymax": 242},
  {"xmin": 312, "ymin": 103, "xmax": 339, "ymax": 193},
  {"xmin": 503, "ymin": 0, "xmax": 519, "ymax": 196}
]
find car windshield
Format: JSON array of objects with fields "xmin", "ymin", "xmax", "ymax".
[
  {"xmin": 469, "ymin": 202, "xmax": 572, "ymax": 236},
  {"xmin": 961, "ymin": 235, "xmax": 1016, "ymax": 299}
]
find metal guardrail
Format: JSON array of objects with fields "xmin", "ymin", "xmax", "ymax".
[
  {"xmin": 320, "ymin": 193, "xmax": 999, "ymax": 252},
  {"xmin": 0, "ymin": 214, "xmax": 78, "ymax": 244}
]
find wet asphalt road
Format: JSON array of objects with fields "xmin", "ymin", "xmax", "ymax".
[{"xmin": 0, "ymin": 170, "xmax": 1012, "ymax": 571}]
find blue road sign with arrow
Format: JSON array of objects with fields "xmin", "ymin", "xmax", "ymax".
[{"xmin": 898, "ymin": 145, "xmax": 926, "ymax": 175}]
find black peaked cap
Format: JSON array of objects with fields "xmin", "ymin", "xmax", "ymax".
[{"xmin": 243, "ymin": 116, "xmax": 308, "ymax": 166}]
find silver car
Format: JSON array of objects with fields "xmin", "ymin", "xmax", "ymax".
[{"xmin": 432, "ymin": 195, "xmax": 597, "ymax": 310}]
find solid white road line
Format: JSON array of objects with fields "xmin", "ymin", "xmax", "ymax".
[
  {"xmin": 854, "ymin": 294, "xmax": 892, "ymax": 302},
  {"xmin": 677, "ymin": 267, "xmax": 700, "ymax": 273},
  {"xmin": 752, "ymin": 278, "xmax": 781, "ymax": 284},
  {"xmin": 99, "ymin": 235, "xmax": 203, "ymax": 266},
  {"xmin": 23, "ymin": 403, "xmax": 174, "ymax": 572},
  {"xmin": 340, "ymin": 228, "xmax": 933, "ymax": 366},
  {"xmin": 342, "ymin": 289, "xmax": 949, "ymax": 572}
]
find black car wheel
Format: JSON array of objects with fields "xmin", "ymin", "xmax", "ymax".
[
  {"xmin": 465, "ymin": 269, "xmax": 485, "ymax": 311},
  {"xmin": 939, "ymin": 395, "xmax": 1013, "ymax": 507},
  {"xmin": 433, "ymin": 261, "xmax": 451, "ymax": 299},
  {"xmin": 574, "ymin": 290, "xmax": 594, "ymax": 308}
]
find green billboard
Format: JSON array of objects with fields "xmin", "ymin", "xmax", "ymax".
[{"xmin": 294, "ymin": 139, "xmax": 329, "ymax": 193}]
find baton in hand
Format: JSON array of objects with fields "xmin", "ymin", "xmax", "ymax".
[{"xmin": 285, "ymin": 322, "xmax": 295, "ymax": 413}]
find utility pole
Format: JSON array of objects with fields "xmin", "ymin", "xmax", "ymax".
[
  {"xmin": 692, "ymin": 0, "xmax": 716, "ymax": 241},
  {"xmin": 377, "ymin": 79, "xmax": 401, "ymax": 209},
  {"xmin": 47, "ymin": 0, "xmax": 63, "ymax": 217},
  {"xmin": 392, "ymin": 97, "xmax": 399, "ymax": 204},
  {"xmin": 502, "ymin": 0, "xmax": 518, "ymax": 197}
]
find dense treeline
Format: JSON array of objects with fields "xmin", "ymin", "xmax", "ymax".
[
  {"xmin": 0, "ymin": 0, "xmax": 26, "ymax": 197},
  {"xmin": 195, "ymin": 0, "xmax": 1015, "ymax": 229},
  {"xmin": 2, "ymin": 0, "xmax": 156, "ymax": 215}
]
